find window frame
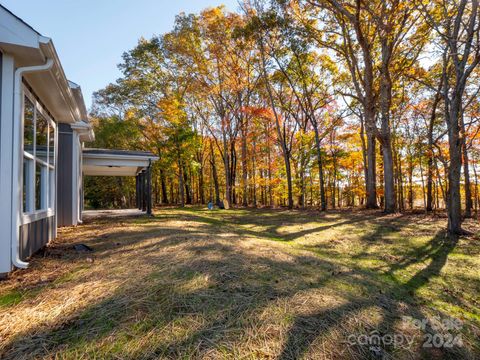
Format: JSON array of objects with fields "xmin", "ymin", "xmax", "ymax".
[{"xmin": 21, "ymin": 86, "xmax": 56, "ymax": 224}]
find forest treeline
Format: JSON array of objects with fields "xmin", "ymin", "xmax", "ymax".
[{"xmin": 86, "ymin": 0, "xmax": 480, "ymax": 235}]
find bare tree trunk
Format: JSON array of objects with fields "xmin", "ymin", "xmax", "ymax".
[
  {"xmin": 284, "ymin": 154, "xmax": 294, "ymax": 209},
  {"xmin": 260, "ymin": 168, "xmax": 265, "ymax": 206},
  {"xmin": 419, "ymin": 157, "xmax": 427, "ymax": 211},
  {"xmin": 438, "ymin": 0, "xmax": 479, "ymax": 234},
  {"xmin": 160, "ymin": 169, "xmax": 168, "ymax": 204},
  {"xmin": 378, "ymin": 143, "xmax": 385, "ymax": 208},
  {"xmin": 210, "ymin": 142, "xmax": 221, "ymax": 206},
  {"xmin": 178, "ymin": 158, "xmax": 185, "ymax": 207},
  {"xmin": 446, "ymin": 99, "xmax": 464, "ymax": 234},
  {"xmin": 382, "ymin": 141, "xmax": 396, "ymax": 213},
  {"xmin": 461, "ymin": 115, "xmax": 473, "ymax": 217},
  {"xmin": 252, "ymin": 140, "xmax": 257, "ymax": 207},
  {"xmin": 397, "ymin": 150, "xmax": 405, "ymax": 211},
  {"xmin": 241, "ymin": 115, "xmax": 248, "ymax": 207},
  {"xmin": 408, "ymin": 156, "xmax": 414, "ymax": 210},
  {"xmin": 426, "ymin": 83, "xmax": 442, "ymax": 211},
  {"xmin": 268, "ymin": 138, "xmax": 273, "ymax": 206},
  {"xmin": 298, "ymin": 137, "xmax": 307, "ymax": 209},
  {"xmin": 435, "ymin": 159, "xmax": 447, "ymax": 209},
  {"xmin": 169, "ymin": 177, "xmax": 174, "ymax": 205},
  {"xmin": 183, "ymin": 166, "xmax": 192, "ymax": 205},
  {"xmin": 359, "ymin": 115, "xmax": 369, "ymax": 206},
  {"xmin": 366, "ymin": 132, "xmax": 378, "ymax": 209},
  {"xmin": 473, "ymin": 162, "xmax": 479, "ymax": 214},
  {"xmin": 313, "ymin": 123, "xmax": 327, "ymax": 211},
  {"xmin": 426, "ymin": 152, "xmax": 435, "ymax": 212},
  {"xmin": 230, "ymin": 141, "xmax": 237, "ymax": 206},
  {"xmin": 331, "ymin": 149, "xmax": 338, "ymax": 209},
  {"xmin": 258, "ymin": 36, "xmax": 293, "ymax": 209},
  {"xmin": 379, "ymin": 46, "xmax": 396, "ymax": 213},
  {"xmin": 222, "ymin": 123, "xmax": 232, "ymax": 208},
  {"xmin": 198, "ymin": 165, "xmax": 205, "ymax": 204}
]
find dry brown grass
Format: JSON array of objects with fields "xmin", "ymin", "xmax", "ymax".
[{"xmin": 0, "ymin": 208, "xmax": 478, "ymax": 359}]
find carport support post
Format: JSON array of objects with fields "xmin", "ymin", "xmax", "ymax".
[
  {"xmin": 147, "ymin": 161, "xmax": 152, "ymax": 216},
  {"xmin": 137, "ymin": 172, "xmax": 141, "ymax": 210},
  {"xmin": 135, "ymin": 174, "xmax": 140, "ymax": 210},
  {"xmin": 139, "ymin": 171, "xmax": 145, "ymax": 211},
  {"xmin": 141, "ymin": 171, "xmax": 147, "ymax": 212}
]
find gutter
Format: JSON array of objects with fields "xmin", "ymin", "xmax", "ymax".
[
  {"xmin": 83, "ymin": 152, "xmax": 160, "ymax": 161},
  {"xmin": 12, "ymin": 58, "xmax": 54, "ymax": 269},
  {"xmin": 71, "ymin": 121, "xmax": 95, "ymax": 142},
  {"xmin": 39, "ymin": 37, "xmax": 82, "ymax": 124},
  {"xmin": 68, "ymin": 81, "xmax": 88, "ymax": 121}
]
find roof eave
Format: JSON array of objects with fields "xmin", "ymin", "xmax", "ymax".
[
  {"xmin": 38, "ymin": 39, "xmax": 83, "ymax": 124},
  {"xmin": 83, "ymin": 152, "xmax": 159, "ymax": 162},
  {"xmin": 0, "ymin": 5, "xmax": 88, "ymax": 125}
]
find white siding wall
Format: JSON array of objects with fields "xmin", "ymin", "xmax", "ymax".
[{"xmin": 0, "ymin": 53, "xmax": 15, "ymax": 273}]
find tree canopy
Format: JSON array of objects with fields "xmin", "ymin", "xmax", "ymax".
[{"xmin": 88, "ymin": 0, "xmax": 480, "ymax": 235}]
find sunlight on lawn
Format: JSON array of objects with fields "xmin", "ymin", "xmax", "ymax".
[{"xmin": 0, "ymin": 207, "xmax": 478, "ymax": 359}]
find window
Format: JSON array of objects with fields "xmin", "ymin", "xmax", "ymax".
[
  {"xmin": 49, "ymin": 168, "xmax": 55, "ymax": 208},
  {"xmin": 22, "ymin": 87, "xmax": 56, "ymax": 215},
  {"xmin": 23, "ymin": 98, "xmax": 34, "ymax": 156}
]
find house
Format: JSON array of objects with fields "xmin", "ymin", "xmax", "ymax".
[{"xmin": 0, "ymin": 6, "xmax": 158, "ymax": 276}]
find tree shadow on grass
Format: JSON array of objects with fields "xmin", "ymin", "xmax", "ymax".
[
  {"xmin": 1, "ymin": 211, "xmax": 475, "ymax": 359},
  {"xmin": 277, "ymin": 232, "xmax": 467, "ymax": 359},
  {"xmin": 179, "ymin": 210, "xmax": 378, "ymax": 243},
  {"xmin": 1, "ymin": 222, "xmax": 341, "ymax": 359}
]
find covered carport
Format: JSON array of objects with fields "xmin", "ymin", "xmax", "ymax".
[{"xmin": 82, "ymin": 149, "xmax": 159, "ymax": 216}]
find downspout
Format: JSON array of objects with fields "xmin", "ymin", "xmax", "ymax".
[
  {"xmin": 11, "ymin": 58, "xmax": 54, "ymax": 269},
  {"xmin": 78, "ymin": 139, "xmax": 83, "ymax": 224}
]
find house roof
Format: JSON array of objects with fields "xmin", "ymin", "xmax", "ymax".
[
  {"xmin": 82, "ymin": 149, "xmax": 159, "ymax": 177},
  {"xmin": 0, "ymin": 4, "xmax": 90, "ymax": 126},
  {"xmin": 0, "ymin": 4, "xmax": 41, "ymax": 36},
  {"xmin": 83, "ymin": 148, "xmax": 158, "ymax": 158}
]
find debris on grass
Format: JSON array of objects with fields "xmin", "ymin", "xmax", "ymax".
[{"xmin": 73, "ymin": 244, "xmax": 94, "ymax": 252}]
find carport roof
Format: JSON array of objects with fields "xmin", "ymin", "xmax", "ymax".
[{"xmin": 83, "ymin": 148, "xmax": 159, "ymax": 177}]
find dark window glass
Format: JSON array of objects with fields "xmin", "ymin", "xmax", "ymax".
[
  {"xmin": 24, "ymin": 97, "xmax": 35, "ymax": 156},
  {"xmin": 35, "ymin": 165, "xmax": 42, "ymax": 210},
  {"xmin": 36, "ymin": 112, "xmax": 48, "ymax": 162},
  {"xmin": 23, "ymin": 92, "xmax": 55, "ymax": 213},
  {"xmin": 49, "ymin": 123, "xmax": 55, "ymax": 165},
  {"xmin": 23, "ymin": 161, "xmax": 28, "ymax": 212},
  {"xmin": 49, "ymin": 169, "xmax": 55, "ymax": 208}
]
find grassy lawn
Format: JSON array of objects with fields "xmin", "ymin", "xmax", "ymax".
[{"xmin": 0, "ymin": 208, "xmax": 479, "ymax": 359}]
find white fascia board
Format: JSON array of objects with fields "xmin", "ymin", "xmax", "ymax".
[
  {"xmin": 83, "ymin": 153, "xmax": 159, "ymax": 162},
  {"xmin": 70, "ymin": 122, "xmax": 90, "ymax": 130},
  {"xmin": 83, "ymin": 158, "xmax": 151, "ymax": 168},
  {"xmin": 83, "ymin": 166, "xmax": 140, "ymax": 177}
]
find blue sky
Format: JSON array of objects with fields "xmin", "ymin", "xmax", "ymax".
[{"xmin": 1, "ymin": 0, "xmax": 240, "ymax": 109}]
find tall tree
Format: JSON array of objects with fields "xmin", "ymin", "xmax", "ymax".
[{"xmin": 420, "ymin": 0, "xmax": 480, "ymax": 233}]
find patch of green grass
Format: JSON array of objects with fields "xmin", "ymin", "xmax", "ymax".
[
  {"xmin": 0, "ymin": 285, "xmax": 50, "ymax": 309},
  {"xmin": 0, "ymin": 290, "xmax": 23, "ymax": 308},
  {"xmin": 53, "ymin": 265, "xmax": 88, "ymax": 285}
]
